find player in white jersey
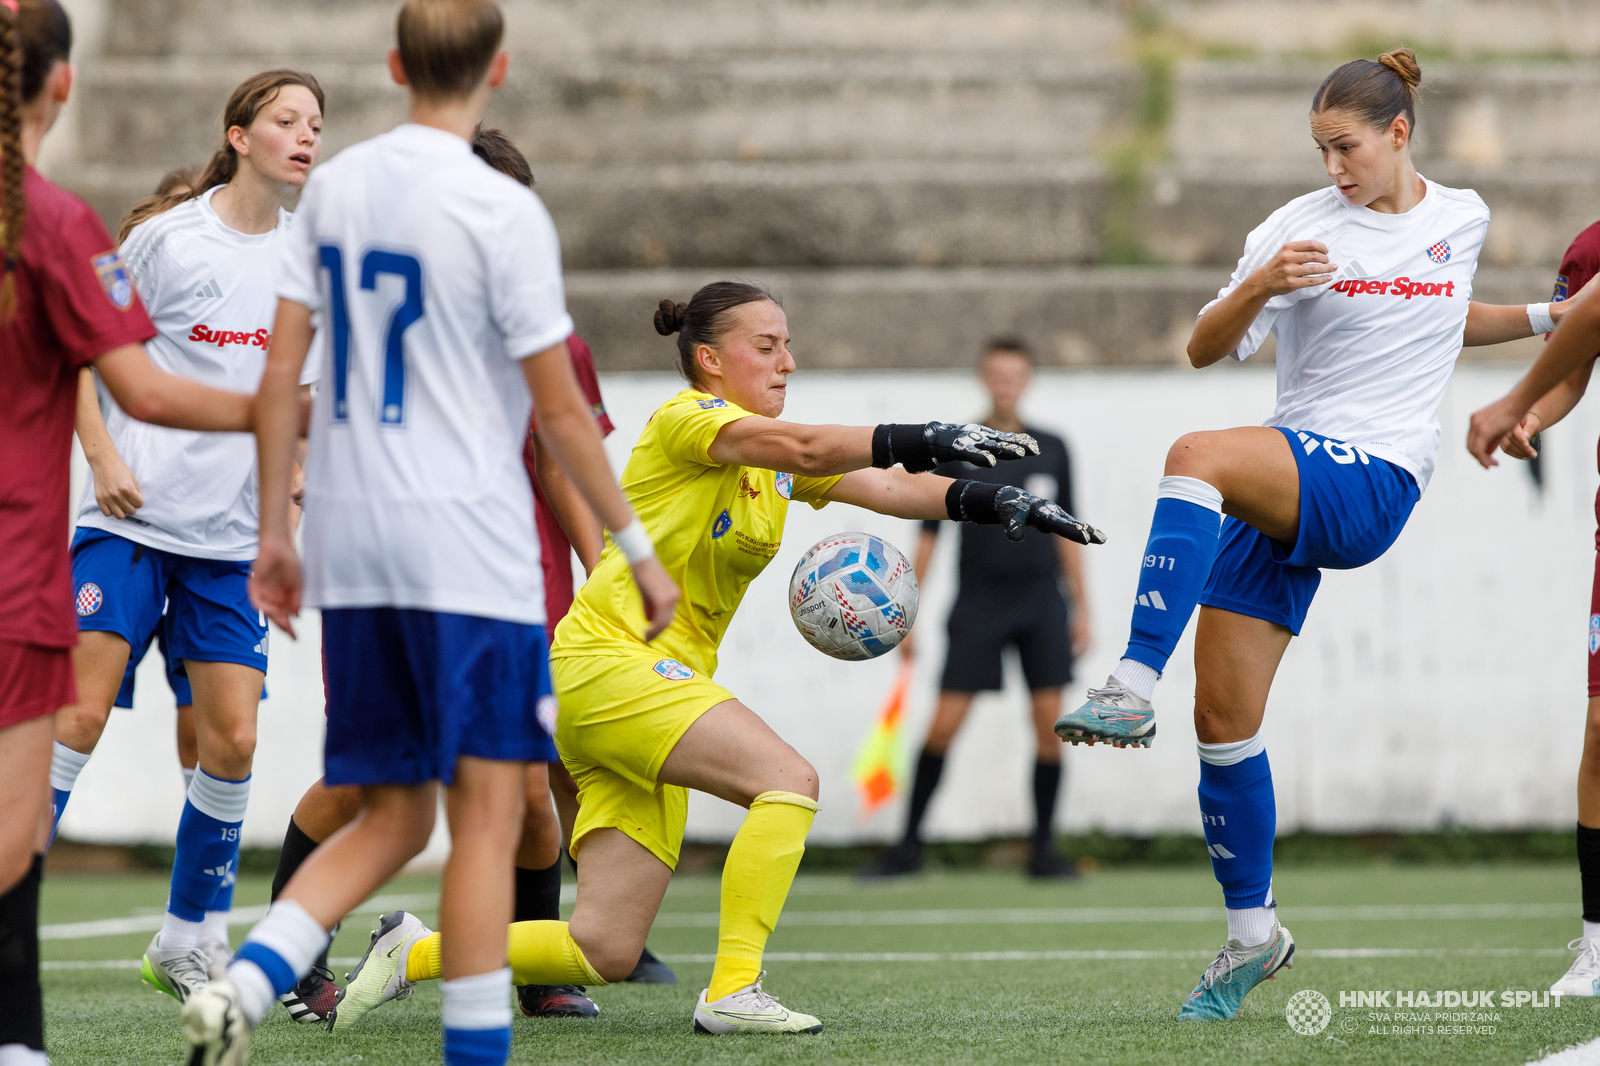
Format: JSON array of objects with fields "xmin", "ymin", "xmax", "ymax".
[
  {"xmin": 47, "ymin": 69, "xmax": 325, "ymax": 1003},
  {"xmin": 1051, "ymin": 48, "xmax": 1581, "ymax": 1021},
  {"xmin": 181, "ymin": 4, "xmax": 678, "ymax": 1064}
]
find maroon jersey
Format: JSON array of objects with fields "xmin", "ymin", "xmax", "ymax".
[
  {"xmin": 523, "ymin": 333, "xmax": 614, "ymax": 628},
  {"xmin": 0, "ymin": 167, "xmax": 156, "ymax": 649}
]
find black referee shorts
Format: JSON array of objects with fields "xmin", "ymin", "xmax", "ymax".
[{"xmin": 940, "ymin": 586, "xmax": 1073, "ymax": 693}]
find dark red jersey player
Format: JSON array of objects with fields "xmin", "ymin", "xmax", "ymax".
[
  {"xmin": 0, "ymin": 165, "xmax": 158, "ymax": 729},
  {"xmin": 524, "ymin": 333, "xmax": 614, "ymax": 627}
]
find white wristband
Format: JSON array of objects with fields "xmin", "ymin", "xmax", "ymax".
[
  {"xmin": 611, "ymin": 520, "xmax": 654, "ymax": 565},
  {"xmin": 1527, "ymin": 302, "xmax": 1556, "ymax": 335}
]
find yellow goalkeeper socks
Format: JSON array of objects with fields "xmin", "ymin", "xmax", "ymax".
[
  {"xmin": 405, "ymin": 932, "xmax": 443, "ymax": 983},
  {"xmin": 404, "ymin": 921, "xmax": 604, "ymax": 987},
  {"xmin": 707, "ymin": 790, "xmax": 818, "ymax": 1001}
]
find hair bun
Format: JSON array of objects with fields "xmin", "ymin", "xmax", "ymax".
[
  {"xmin": 1378, "ymin": 48, "xmax": 1421, "ymax": 89},
  {"xmin": 653, "ymin": 298, "xmax": 688, "ymax": 336}
]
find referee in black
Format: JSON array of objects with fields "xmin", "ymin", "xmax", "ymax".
[{"xmin": 865, "ymin": 337, "xmax": 1090, "ymax": 879}]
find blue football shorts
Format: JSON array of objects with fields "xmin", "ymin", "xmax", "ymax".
[
  {"xmin": 1197, "ymin": 427, "xmax": 1421, "ymax": 635},
  {"xmin": 320, "ymin": 607, "xmax": 558, "ymax": 787},
  {"xmin": 72, "ymin": 529, "xmax": 269, "ymax": 692}
]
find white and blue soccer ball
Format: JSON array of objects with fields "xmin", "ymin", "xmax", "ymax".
[{"xmin": 788, "ymin": 532, "xmax": 918, "ymax": 661}]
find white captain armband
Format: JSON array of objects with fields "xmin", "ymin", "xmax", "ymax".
[
  {"xmin": 1527, "ymin": 303, "xmax": 1556, "ymax": 336},
  {"xmin": 612, "ymin": 520, "xmax": 654, "ymax": 565}
]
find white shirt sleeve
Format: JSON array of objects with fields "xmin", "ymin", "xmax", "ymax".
[
  {"xmin": 1198, "ymin": 206, "xmax": 1326, "ymax": 362},
  {"xmin": 277, "ymin": 178, "xmax": 324, "ymax": 312},
  {"xmin": 489, "ymin": 191, "xmax": 575, "ymax": 361}
]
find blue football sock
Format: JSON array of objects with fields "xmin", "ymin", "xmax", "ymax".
[
  {"xmin": 47, "ymin": 742, "xmax": 92, "ymax": 845},
  {"xmin": 443, "ymin": 968, "xmax": 514, "ymax": 1066},
  {"xmin": 1197, "ymin": 745, "xmax": 1275, "ymax": 911},
  {"xmin": 168, "ymin": 770, "xmax": 250, "ymax": 923},
  {"xmin": 1122, "ymin": 476, "xmax": 1224, "ymax": 674}
]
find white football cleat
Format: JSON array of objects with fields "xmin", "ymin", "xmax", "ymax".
[
  {"xmin": 693, "ymin": 972, "xmax": 822, "ymax": 1034},
  {"xmin": 140, "ymin": 932, "xmax": 211, "ymax": 1003},
  {"xmin": 180, "ymin": 968, "xmax": 251, "ymax": 1066},
  {"xmin": 328, "ymin": 910, "xmax": 431, "ymax": 1032},
  {"xmin": 1552, "ymin": 937, "xmax": 1600, "ymax": 997}
]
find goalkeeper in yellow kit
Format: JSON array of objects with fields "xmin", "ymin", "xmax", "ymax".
[{"xmin": 334, "ymin": 281, "xmax": 1104, "ymax": 1034}]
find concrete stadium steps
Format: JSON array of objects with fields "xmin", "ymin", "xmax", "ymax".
[
  {"xmin": 101, "ymin": 0, "xmax": 1600, "ymax": 61},
  {"xmin": 1173, "ymin": 62, "xmax": 1600, "ymax": 167},
  {"xmin": 103, "ymin": 0, "xmax": 1128, "ymax": 61},
  {"xmin": 71, "ymin": 158, "xmax": 1600, "ymax": 273},
  {"xmin": 77, "ymin": 54, "xmax": 1137, "ymax": 168},
  {"xmin": 563, "ymin": 266, "xmax": 1552, "ymax": 371}
]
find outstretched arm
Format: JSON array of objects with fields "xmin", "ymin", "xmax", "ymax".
[
  {"xmin": 91, "ymin": 343, "xmax": 254, "ymax": 433},
  {"xmin": 1468, "ymin": 291, "xmax": 1600, "ymax": 467},
  {"xmin": 1463, "ymin": 294, "xmax": 1585, "ymax": 347},
  {"xmin": 825, "ymin": 469, "xmax": 1106, "ymax": 545},
  {"xmin": 1498, "ymin": 357, "xmax": 1597, "ymax": 460},
  {"xmin": 75, "ymin": 368, "xmax": 144, "ymax": 519},
  {"xmin": 709, "ymin": 417, "xmax": 1037, "ymax": 476}
]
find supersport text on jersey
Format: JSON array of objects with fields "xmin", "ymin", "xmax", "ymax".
[{"xmin": 78, "ymin": 186, "xmax": 305, "ymax": 561}]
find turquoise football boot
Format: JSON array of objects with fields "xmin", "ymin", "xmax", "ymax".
[
  {"xmin": 1054, "ymin": 676, "xmax": 1156, "ymax": 748},
  {"xmin": 1177, "ymin": 924, "xmax": 1295, "ymax": 1021}
]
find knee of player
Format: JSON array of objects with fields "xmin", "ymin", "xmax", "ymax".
[
  {"xmin": 1164, "ymin": 433, "xmax": 1218, "ymax": 480},
  {"xmin": 783, "ymin": 758, "xmax": 820, "ymax": 803},
  {"xmin": 575, "ymin": 929, "xmax": 644, "ymax": 984},
  {"xmin": 214, "ymin": 723, "xmax": 257, "ymax": 764},
  {"xmin": 1585, "ymin": 697, "xmax": 1600, "ymax": 744}
]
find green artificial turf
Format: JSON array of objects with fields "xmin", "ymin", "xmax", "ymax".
[{"xmin": 38, "ymin": 865, "xmax": 1600, "ymax": 1064}]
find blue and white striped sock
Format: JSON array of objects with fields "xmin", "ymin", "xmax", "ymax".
[
  {"xmin": 442, "ymin": 968, "xmax": 513, "ymax": 1066},
  {"xmin": 162, "ymin": 770, "xmax": 249, "ymax": 949},
  {"xmin": 1122, "ymin": 476, "xmax": 1224, "ymax": 684},
  {"xmin": 229, "ymin": 900, "xmax": 330, "ymax": 1025}
]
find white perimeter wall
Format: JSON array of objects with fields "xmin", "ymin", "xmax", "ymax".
[{"xmin": 56, "ymin": 363, "xmax": 1600, "ymax": 858}]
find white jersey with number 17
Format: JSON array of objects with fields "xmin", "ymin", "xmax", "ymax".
[{"xmin": 279, "ymin": 123, "xmax": 573, "ymax": 625}]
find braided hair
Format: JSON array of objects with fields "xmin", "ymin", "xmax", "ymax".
[{"xmin": 0, "ymin": 0, "xmax": 69, "ymax": 324}]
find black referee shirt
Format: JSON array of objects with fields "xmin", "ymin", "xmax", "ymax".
[{"xmin": 921, "ymin": 427, "xmax": 1075, "ymax": 591}]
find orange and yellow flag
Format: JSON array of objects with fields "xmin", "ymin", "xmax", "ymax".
[{"xmin": 851, "ymin": 663, "xmax": 911, "ymax": 816}]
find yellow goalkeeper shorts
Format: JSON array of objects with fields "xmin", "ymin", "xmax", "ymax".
[{"xmin": 550, "ymin": 649, "xmax": 733, "ymax": 869}]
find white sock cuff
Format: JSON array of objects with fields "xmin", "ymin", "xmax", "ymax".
[
  {"xmin": 245, "ymin": 900, "xmax": 329, "ymax": 979},
  {"xmin": 1583, "ymin": 919, "xmax": 1600, "ymax": 941},
  {"xmin": 1226, "ymin": 905, "xmax": 1278, "ymax": 946},
  {"xmin": 188, "ymin": 769, "xmax": 251, "ymax": 822},
  {"xmin": 1112, "ymin": 659, "xmax": 1160, "ymax": 702},
  {"xmin": 0, "ymin": 1044, "xmax": 50, "ymax": 1065},
  {"xmin": 49, "ymin": 741, "xmax": 92, "ymax": 792},
  {"xmin": 1156, "ymin": 475, "xmax": 1224, "ymax": 513},
  {"xmin": 441, "ymin": 968, "xmax": 514, "ymax": 1030},
  {"xmin": 1196, "ymin": 731, "xmax": 1266, "ymax": 766}
]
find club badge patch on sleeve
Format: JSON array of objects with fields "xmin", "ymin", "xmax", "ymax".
[{"xmin": 91, "ymin": 251, "xmax": 135, "ymax": 311}]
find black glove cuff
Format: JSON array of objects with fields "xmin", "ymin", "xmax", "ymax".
[
  {"xmin": 872, "ymin": 424, "xmax": 936, "ymax": 472},
  {"xmin": 945, "ymin": 479, "xmax": 1002, "ymax": 523}
]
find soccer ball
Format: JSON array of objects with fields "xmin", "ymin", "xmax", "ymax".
[{"xmin": 788, "ymin": 532, "xmax": 918, "ymax": 661}]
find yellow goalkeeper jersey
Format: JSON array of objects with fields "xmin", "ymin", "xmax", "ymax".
[{"xmin": 551, "ymin": 389, "xmax": 841, "ymax": 677}]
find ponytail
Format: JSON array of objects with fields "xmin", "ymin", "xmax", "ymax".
[
  {"xmin": 117, "ymin": 69, "xmax": 323, "ymax": 243},
  {"xmin": 0, "ymin": 1, "xmax": 24, "ymax": 323}
]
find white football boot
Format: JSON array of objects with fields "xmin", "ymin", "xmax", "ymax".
[
  {"xmin": 693, "ymin": 972, "xmax": 822, "ymax": 1034},
  {"xmin": 1552, "ymin": 937, "xmax": 1600, "ymax": 997},
  {"xmin": 140, "ymin": 932, "xmax": 211, "ymax": 1003},
  {"xmin": 328, "ymin": 910, "xmax": 431, "ymax": 1032}
]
